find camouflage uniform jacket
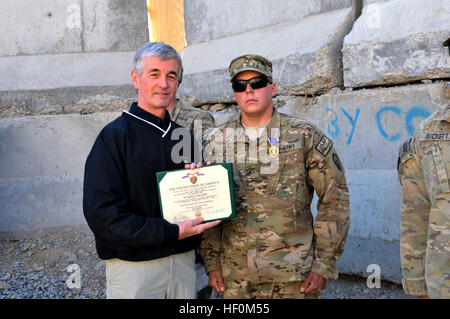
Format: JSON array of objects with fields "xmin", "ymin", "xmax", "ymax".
[
  {"xmin": 169, "ymin": 99, "xmax": 215, "ymax": 138},
  {"xmin": 398, "ymin": 104, "xmax": 450, "ymax": 299},
  {"xmin": 200, "ymin": 109, "xmax": 350, "ymax": 283}
]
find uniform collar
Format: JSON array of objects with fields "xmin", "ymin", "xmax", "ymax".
[
  {"xmin": 238, "ymin": 107, "xmax": 280, "ymax": 132},
  {"xmin": 235, "ymin": 107, "xmax": 280, "ymax": 143},
  {"xmin": 430, "ymin": 104, "xmax": 450, "ymax": 123},
  {"xmin": 444, "ymin": 105, "xmax": 450, "ymax": 122}
]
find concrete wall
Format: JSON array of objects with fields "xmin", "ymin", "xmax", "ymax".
[
  {"xmin": 0, "ymin": 0, "xmax": 147, "ymax": 57},
  {"xmin": 184, "ymin": 0, "xmax": 353, "ymax": 45},
  {"xmin": 179, "ymin": 4, "xmax": 358, "ymax": 103},
  {"xmin": 343, "ymin": 0, "xmax": 450, "ymax": 87},
  {"xmin": 0, "ymin": 0, "xmax": 148, "ymax": 232},
  {"xmin": 278, "ymin": 82, "xmax": 447, "ymax": 282},
  {"xmin": 179, "ymin": 7, "xmax": 356, "ymax": 103},
  {"xmin": 0, "ymin": 112, "xmax": 120, "ymax": 232},
  {"xmin": 0, "ymin": 0, "xmax": 147, "ymax": 116}
]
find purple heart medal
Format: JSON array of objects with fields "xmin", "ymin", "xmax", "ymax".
[{"xmin": 268, "ymin": 137, "xmax": 279, "ymax": 158}]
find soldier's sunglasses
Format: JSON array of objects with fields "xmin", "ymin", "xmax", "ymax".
[{"xmin": 232, "ymin": 76, "xmax": 271, "ymax": 92}]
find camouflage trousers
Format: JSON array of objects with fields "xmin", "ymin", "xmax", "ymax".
[{"xmin": 223, "ymin": 280, "xmax": 320, "ymax": 299}]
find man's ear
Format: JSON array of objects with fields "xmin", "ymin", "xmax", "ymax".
[{"xmin": 131, "ymin": 70, "xmax": 139, "ymax": 90}]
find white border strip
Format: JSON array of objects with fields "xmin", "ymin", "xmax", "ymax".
[{"xmin": 123, "ymin": 110, "xmax": 171, "ymax": 137}]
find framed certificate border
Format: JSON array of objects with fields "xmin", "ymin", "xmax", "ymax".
[{"xmin": 156, "ymin": 163, "xmax": 236, "ymax": 223}]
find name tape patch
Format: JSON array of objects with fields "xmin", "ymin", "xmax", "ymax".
[
  {"xmin": 425, "ymin": 132, "xmax": 450, "ymax": 141},
  {"xmin": 279, "ymin": 141, "xmax": 302, "ymax": 152}
]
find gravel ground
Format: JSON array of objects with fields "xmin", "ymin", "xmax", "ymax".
[{"xmin": 0, "ymin": 226, "xmax": 416, "ymax": 299}]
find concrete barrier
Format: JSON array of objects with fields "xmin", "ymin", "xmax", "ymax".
[
  {"xmin": 0, "ymin": 0, "xmax": 83, "ymax": 57},
  {"xmin": 0, "ymin": 0, "xmax": 147, "ymax": 116},
  {"xmin": 0, "ymin": 85, "xmax": 136, "ymax": 118},
  {"xmin": 343, "ymin": 0, "xmax": 450, "ymax": 88},
  {"xmin": 184, "ymin": 0, "xmax": 352, "ymax": 45},
  {"xmin": 0, "ymin": 112, "xmax": 121, "ymax": 233},
  {"xmin": 0, "ymin": 52, "xmax": 136, "ymax": 91},
  {"xmin": 0, "ymin": 0, "xmax": 147, "ymax": 56},
  {"xmin": 179, "ymin": 7, "xmax": 356, "ymax": 104}
]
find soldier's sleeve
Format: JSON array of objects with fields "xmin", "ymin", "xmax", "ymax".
[
  {"xmin": 200, "ymin": 112, "xmax": 216, "ymax": 131},
  {"xmin": 305, "ymin": 128, "xmax": 350, "ymax": 280},
  {"xmin": 397, "ymin": 136, "xmax": 430, "ymax": 296},
  {"xmin": 194, "ymin": 112, "xmax": 216, "ymax": 146},
  {"xmin": 202, "ymin": 127, "xmax": 224, "ymax": 163},
  {"xmin": 199, "ymin": 224, "xmax": 223, "ymax": 273},
  {"xmin": 198, "ymin": 128, "xmax": 224, "ymax": 273}
]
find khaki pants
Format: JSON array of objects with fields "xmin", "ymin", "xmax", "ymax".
[
  {"xmin": 105, "ymin": 250, "xmax": 197, "ymax": 299},
  {"xmin": 223, "ymin": 280, "xmax": 320, "ymax": 299}
]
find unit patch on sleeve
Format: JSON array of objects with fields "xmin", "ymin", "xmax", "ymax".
[
  {"xmin": 397, "ymin": 137, "xmax": 413, "ymax": 168},
  {"xmin": 315, "ymin": 135, "xmax": 333, "ymax": 157},
  {"xmin": 332, "ymin": 153, "xmax": 342, "ymax": 171}
]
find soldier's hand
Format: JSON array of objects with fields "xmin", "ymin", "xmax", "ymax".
[
  {"xmin": 300, "ymin": 272, "xmax": 327, "ymax": 294},
  {"xmin": 178, "ymin": 217, "xmax": 221, "ymax": 240},
  {"xmin": 208, "ymin": 269, "xmax": 225, "ymax": 293}
]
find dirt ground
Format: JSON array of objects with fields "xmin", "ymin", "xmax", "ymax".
[{"xmin": 0, "ymin": 226, "xmax": 416, "ymax": 299}]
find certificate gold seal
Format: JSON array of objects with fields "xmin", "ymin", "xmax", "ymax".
[{"xmin": 195, "ymin": 211, "xmax": 202, "ymax": 218}]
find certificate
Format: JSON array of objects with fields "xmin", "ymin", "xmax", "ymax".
[{"xmin": 156, "ymin": 163, "xmax": 236, "ymax": 224}]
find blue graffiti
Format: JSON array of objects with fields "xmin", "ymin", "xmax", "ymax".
[
  {"xmin": 324, "ymin": 105, "xmax": 431, "ymax": 145},
  {"xmin": 341, "ymin": 107, "xmax": 360, "ymax": 145},
  {"xmin": 376, "ymin": 106, "xmax": 402, "ymax": 141},
  {"xmin": 405, "ymin": 106, "xmax": 431, "ymax": 136},
  {"xmin": 326, "ymin": 107, "xmax": 340, "ymax": 140}
]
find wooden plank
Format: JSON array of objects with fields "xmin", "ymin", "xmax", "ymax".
[{"xmin": 147, "ymin": 0, "xmax": 186, "ymax": 52}]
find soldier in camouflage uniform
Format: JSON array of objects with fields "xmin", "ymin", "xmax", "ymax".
[
  {"xmin": 167, "ymin": 96, "xmax": 216, "ymax": 138},
  {"xmin": 199, "ymin": 54, "xmax": 350, "ymax": 299},
  {"xmin": 397, "ymin": 102, "xmax": 450, "ymax": 299}
]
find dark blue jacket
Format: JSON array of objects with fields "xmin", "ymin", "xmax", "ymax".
[{"xmin": 83, "ymin": 102, "xmax": 200, "ymax": 261}]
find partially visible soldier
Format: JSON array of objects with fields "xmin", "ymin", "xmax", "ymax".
[
  {"xmin": 397, "ymin": 101, "xmax": 450, "ymax": 299},
  {"xmin": 166, "ymin": 90, "xmax": 216, "ymax": 277},
  {"xmin": 199, "ymin": 54, "xmax": 350, "ymax": 299},
  {"xmin": 167, "ymin": 96, "xmax": 216, "ymax": 140}
]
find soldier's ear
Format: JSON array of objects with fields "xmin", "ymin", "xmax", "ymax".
[{"xmin": 271, "ymin": 83, "xmax": 277, "ymax": 97}]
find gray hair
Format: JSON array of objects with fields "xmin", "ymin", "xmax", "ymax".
[{"xmin": 132, "ymin": 42, "xmax": 183, "ymax": 83}]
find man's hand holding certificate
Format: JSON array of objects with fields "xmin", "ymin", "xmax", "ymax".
[{"xmin": 177, "ymin": 217, "xmax": 220, "ymax": 240}]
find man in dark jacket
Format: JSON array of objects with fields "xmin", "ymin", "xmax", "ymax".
[{"xmin": 83, "ymin": 42, "xmax": 220, "ymax": 299}]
